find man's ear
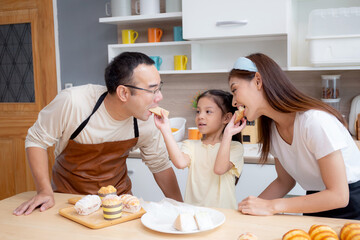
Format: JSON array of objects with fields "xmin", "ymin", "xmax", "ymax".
[
  {"xmin": 116, "ymin": 85, "xmax": 130, "ymax": 102},
  {"xmin": 254, "ymin": 72, "xmax": 263, "ymax": 90},
  {"xmin": 223, "ymin": 112, "xmax": 233, "ymax": 124}
]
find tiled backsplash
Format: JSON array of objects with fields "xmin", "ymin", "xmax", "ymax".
[{"xmin": 160, "ymin": 70, "xmax": 360, "ymax": 135}]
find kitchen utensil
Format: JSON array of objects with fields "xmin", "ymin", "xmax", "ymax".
[
  {"xmin": 170, "ymin": 117, "xmax": 186, "ymax": 142},
  {"xmin": 241, "ymin": 118, "xmax": 261, "ymax": 144}
]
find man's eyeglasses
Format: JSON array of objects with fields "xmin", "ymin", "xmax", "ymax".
[{"xmin": 123, "ymin": 81, "xmax": 163, "ymax": 95}]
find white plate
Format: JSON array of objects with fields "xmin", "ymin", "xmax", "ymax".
[{"xmin": 141, "ymin": 208, "xmax": 225, "ymax": 234}]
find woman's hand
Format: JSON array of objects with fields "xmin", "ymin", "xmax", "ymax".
[{"xmin": 238, "ymin": 196, "xmax": 276, "ymax": 216}]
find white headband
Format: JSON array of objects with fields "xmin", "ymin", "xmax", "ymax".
[{"xmin": 233, "ymin": 57, "xmax": 258, "ymax": 72}]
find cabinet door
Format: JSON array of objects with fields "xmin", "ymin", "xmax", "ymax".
[
  {"xmin": 126, "ymin": 158, "xmax": 187, "ymax": 202},
  {"xmin": 183, "ymin": 0, "xmax": 289, "ymax": 40},
  {"xmin": 236, "ymin": 164, "xmax": 305, "ymax": 202}
]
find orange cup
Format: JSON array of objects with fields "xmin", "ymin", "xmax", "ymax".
[
  {"xmin": 148, "ymin": 28, "xmax": 163, "ymax": 42},
  {"xmin": 188, "ymin": 127, "xmax": 202, "ymax": 140}
]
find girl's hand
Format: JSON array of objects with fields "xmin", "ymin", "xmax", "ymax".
[
  {"xmin": 238, "ymin": 196, "xmax": 275, "ymax": 216},
  {"xmin": 224, "ymin": 113, "xmax": 247, "ymax": 137},
  {"xmin": 153, "ymin": 109, "xmax": 171, "ymax": 133}
]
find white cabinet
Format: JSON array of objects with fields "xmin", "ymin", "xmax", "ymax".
[
  {"xmin": 182, "ymin": 0, "xmax": 289, "ymax": 40},
  {"xmin": 126, "ymin": 158, "xmax": 188, "ymax": 202},
  {"xmin": 126, "ymin": 158, "xmax": 305, "ymax": 203},
  {"xmin": 236, "ymin": 163, "xmax": 305, "ymax": 202},
  {"xmin": 100, "ymin": 0, "xmax": 360, "ymax": 74}
]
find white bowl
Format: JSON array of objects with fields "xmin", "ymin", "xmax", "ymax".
[{"xmin": 170, "ymin": 117, "xmax": 186, "ymax": 142}]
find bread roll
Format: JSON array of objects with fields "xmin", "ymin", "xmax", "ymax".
[
  {"xmin": 234, "ymin": 106, "xmax": 245, "ymax": 124},
  {"xmin": 149, "ymin": 106, "xmax": 169, "ymax": 118},
  {"xmin": 282, "ymin": 229, "xmax": 311, "ymax": 240},
  {"xmin": 340, "ymin": 223, "xmax": 360, "ymax": 240},
  {"xmin": 309, "ymin": 225, "xmax": 338, "ymax": 240},
  {"xmin": 118, "ymin": 194, "xmax": 141, "ymax": 213},
  {"xmin": 74, "ymin": 195, "xmax": 102, "ymax": 216},
  {"xmin": 238, "ymin": 232, "xmax": 258, "ymax": 240}
]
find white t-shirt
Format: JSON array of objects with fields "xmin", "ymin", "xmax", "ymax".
[
  {"xmin": 181, "ymin": 140, "xmax": 244, "ymax": 209},
  {"xmin": 270, "ymin": 110, "xmax": 360, "ymax": 191},
  {"xmin": 25, "ymin": 84, "xmax": 170, "ymax": 173}
]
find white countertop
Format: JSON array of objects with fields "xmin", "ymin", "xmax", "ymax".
[{"xmin": 128, "ymin": 142, "xmax": 274, "ymax": 164}]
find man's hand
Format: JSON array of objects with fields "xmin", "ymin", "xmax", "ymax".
[{"xmin": 13, "ymin": 190, "xmax": 55, "ymax": 216}]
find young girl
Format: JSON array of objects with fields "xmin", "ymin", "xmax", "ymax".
[
  {"xmin": 154, "ymin": 89, "xmax": 246, "ymax": 209},
  {"xmin": 230, "ymin": 53, "xmax": 360, "ymax": 219}
]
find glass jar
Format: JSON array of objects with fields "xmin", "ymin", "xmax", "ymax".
[{"xmin": 321, "ymin": 75, "xmax": 340, "ymax": 99}]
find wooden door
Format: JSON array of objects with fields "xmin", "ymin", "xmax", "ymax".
[{"xmin": 0, "ymin": 0, "xmax": 57, "ymax": 200}]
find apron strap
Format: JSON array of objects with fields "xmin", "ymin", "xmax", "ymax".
[
  {"xmin": 70, "ymin": 91, "xmax": 108, "ymax": 140},
  {"xmin": 133, "ymin": 117, "xmax": 139, "ymax": 138}
]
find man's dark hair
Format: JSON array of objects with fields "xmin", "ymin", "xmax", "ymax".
[{"xmin": 104, "ymin": 52, "xmax": 155, "ymax": 94}]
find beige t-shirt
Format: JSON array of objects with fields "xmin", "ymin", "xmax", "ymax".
[
  {"xmin": 25, "ymin": 84, "xmax": 171, "ymax": 173},
  {"xmin": 181, "ymin": 140, "xmax": 244, "ymax": 209}
]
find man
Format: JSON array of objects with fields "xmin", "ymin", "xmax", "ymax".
[{"xmin": 14, "ymin": 52, "xmax": 183, "ymax": 216}]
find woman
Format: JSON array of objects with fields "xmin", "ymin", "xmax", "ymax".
[{"xmin": 229, "ymin": 53, "xmax": 360, "ymax": 219}]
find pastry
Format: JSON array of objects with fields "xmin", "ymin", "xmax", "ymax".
[
  {"xmin": 149, "ymin": 106, "xmax": 169, "ymax": 118},
  {"xmin": 282, "ymin": 229, "xmax": 311, "ymax": 240},
  {"xmin": 119, "ymin": 194, "xmax": 141, "ymax": 213},
  {"xmin": 340, "ymin": 223, "xmax": 360, "ymax": 240},
  {"xmin": 194, "ymin": 211, "xmax": 213, "ymax": 230},
  {"xmin": 173, "ymin": 213, "xmax": 198, "ymax": 232},
  {"xmin": 98, "ymin": 185, "xmax": 117, "ymax": 200},
  {"xmin": 102, "ymin": 195, "xmax": 123, "ymax": 220},
  {"xmin": 234, "ymin": 106, "xmax": 245, "ymax": 124},
  {"xmin": 74, "ymin": 194, "xmax": 101, "ymax": 216},
  {"xmin": 238, "ymin": 232, "xmax": 258, "ymax": 240},
  {"xmin": 309, "ymin": 225, "xmax": 338, "ymax": 240}
]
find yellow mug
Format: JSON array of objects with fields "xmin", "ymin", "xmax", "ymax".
[
  {"xmin": 188, "ymin": 127, "xmax": 202, "ymax": 140},
  {"xmin": 174, "ymin": 55, "xmax": 188, "ymax": 70},
  {"xmin": 122, "ymin": 29, "xmax": 139, "ymax": 44}
]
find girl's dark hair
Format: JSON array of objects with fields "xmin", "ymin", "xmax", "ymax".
[
  {"xmin": 104, "ymin": 52, "xmax": 155, "ymax": 94},
  {"xmin": 229, "ymin": 53, "xmax": 346, "ymax": 164},
  {"xmin": 197, "ymin": 89, "xmax": 237, "ymax": 116},
  {"xmin": 197, "ymin": 89, "xmax": 240, "ymax": 142}
]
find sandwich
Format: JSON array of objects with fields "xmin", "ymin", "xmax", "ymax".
[
  {"xmin": 149, "ymin": 106, "xmax": 169, "ymax": 118},
  {"xmin": 234, "ymin": 106, "xmax": 245, "ymax": 124}
]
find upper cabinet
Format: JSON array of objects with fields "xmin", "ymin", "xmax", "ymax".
[
  {"xmin": 182, "ymin": 0, "xmax": 289, "ymax": 40},
  {"xmin": 99, "ymin": 0, "xmax": 360, "ymax": 73}
]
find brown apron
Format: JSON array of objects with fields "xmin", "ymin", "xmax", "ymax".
[{"xmin": 51, "ymin": 92, "xmax": 139, "ymax": 195}]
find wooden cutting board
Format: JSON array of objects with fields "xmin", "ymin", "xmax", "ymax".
[{"xmin": 59, "ymin": 197, "xmax": 146, "ymax": 229}]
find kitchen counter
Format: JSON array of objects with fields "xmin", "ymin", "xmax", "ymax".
[
  {"xmin": 1, "ymin": 191, "xmax": 359, "ymax": 240},
  {"xmin": 129, "ymin": 143, "xmax": 275, "ymax": 164}
]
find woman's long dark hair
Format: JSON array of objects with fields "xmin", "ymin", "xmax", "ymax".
[{"xmin": 229, "ymin": 53, "xmax": 346, "ymax": 164}]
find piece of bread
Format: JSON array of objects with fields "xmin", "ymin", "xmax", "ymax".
[
  {"xmin": 234, "ymin": 106, "xmax": 245, "ymax": 124},
  {"xmin": 340, "ymin": 223, "xmax": 360, "ymax": 240},
  {"xmin": 74, "ymin": 194, "xmax": 102, "ymax": 216},
  {"xmin": 149, "ymin": 106, "xmax": 169, "ymax": 118},
  {"xmin": 173, "ymin": 213, "xmax": 198, "ymax": 232},
  {"xmin": 102, "ymin": 195, "xmax": 123, "ymax": 220},
  {"xmin": 98, "ymin": 185, "xmax": 117, "ymax": 200},
  {"xmin": 119, "ymin": 194, "xmax": 141, "ymax": 213},
  {"xmin": 309, "ymin": 225, "xmax": 338, "ymax": 240},
  {"xmin": 282, "ymin": 229, "xmax": 311, "ymax": 240},
  {"xmin": 194, "ymin": 211, "xmax": 213, "ymax": 230},
  {"xmin": 238, "ymin": 232, "xmax": 258, "ymax": 240}
]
